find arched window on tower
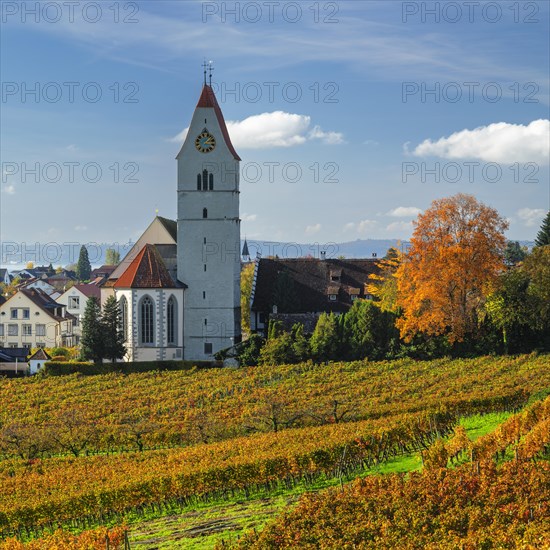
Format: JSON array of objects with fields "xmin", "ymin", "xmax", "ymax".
[
  {"xmin": 196, "ymin": 170, "xmax": 214, "ymax": 191},
  {"xmin": 119, "ymin": 296, "xmax": 128, "ymax": 342},
  {"xmin": 167, "ymin": 295, "xmax": 177, "ymax": 346},
  {"xmin": 203, "ymin": 208, "xmax": 208, "ymax": 219},
  {"xmin": 139, "ymin": 296, "xmax": 154, "ymax": 345}
]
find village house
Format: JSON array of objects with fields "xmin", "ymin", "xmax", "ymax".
[
  {"xmin": 249, "ymin": 257, "xmax": 380, "ymax": 335},
  {"xmin": 57, "ymin": 283, "xmax": 102, "ymax": 344},
  {"xmin": 0, "ymin": 288, "xmax": 75, "ymax": 349}
]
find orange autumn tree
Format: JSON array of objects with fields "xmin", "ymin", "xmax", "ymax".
[{"xmin": 396, "ymin": 193, "xmax": 508, "ymax": 343}]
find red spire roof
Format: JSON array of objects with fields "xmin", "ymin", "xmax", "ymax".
[
  {"xmin": 114, "ymin": 244, "xmax": 176, "ymax": 289},
  {"xmin": 196, "ymin": 84, "xmax": 241, "ymax": 161}
]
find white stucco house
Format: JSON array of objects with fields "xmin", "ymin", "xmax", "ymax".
[
  {"xmin": 0, "ymin": 288, "xmax": 75, "ymax": 349},
  {"xmin": 57, "ymin": 283, "xmax": 101, "ymax": 344}
]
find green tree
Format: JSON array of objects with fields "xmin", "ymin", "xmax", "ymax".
[
  {"xmin": 241, "ymin": 262, "xmax": 255, "ymax": 335},
  {"xmin": 80, "ymin": 297, "xmax": 104, "ymax": 364},
  {"xmin": 485, "ymin": 269, "xmax": 537, "ymax": 353},
  {"xmin": 534, "ymin": 211, "xmax": 550, "ymax": 247},
  {"xmin": 291, "ymin": 323, "xmax": 310, "ymax": 362},
  {"xmin": 504, "ymin": 241, "xmax": 527, "ymax": 266},
  {"xmin": 105, "ymin": 248, "xmax": 121, "ymax": 266},
  {"xmin": 523, "ymin": 245, "xmax": 550, "ymax": 320},
  {"xmin": 102, "ymin": 296, "xmax": 126, "ymax": 363},
  {"xmin": 76, "ymin": 246, "xmax": 92, "ymax": 281},
  {"xmin": 268, "ymin": 319, "xmax": 284, "ymax": 340},
  {"xmin": 485, "ymin": 246, "xmax": 550, "ymax": 353},
  {"xmin": 343, "ymin": 300, "xmax": 397, "ymax": 360},
  {"xmin": 310, "ymin": 312, "xmax": 340, "ymax": 362},
  {"xmin": 236, "ymin": 334, "xmax": 265, "ymax": 366},
  {"xmin": 259, "ymin": 331, "xmax": 296, "ymax": 365}
]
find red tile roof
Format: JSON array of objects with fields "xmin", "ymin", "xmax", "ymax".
[
  {"xmin": 196, "ymin": 84, "xmax": 241, "ymax": 161},
  {"xmin": 114, "ymin": 244, "xmax": 177, "ymax": 289}
]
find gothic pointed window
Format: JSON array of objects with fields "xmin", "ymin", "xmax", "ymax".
[
  {"xmin": 203, "ymin": 208, "xmax": 208, "ymax": 219},
  {"xmin": 167, "ymin": 295, "xmax": 176, "ymax": 346},
  {"xmin": 119, "ymin": 296, "xmax": 128, "ymax": 342},
  {"xmin": 196, "ymin": 170, "xmax": 214, "ymax": 191},
  {"xmin": 139, "ymin": 296, "xmax": 154, "ymax": 345}
]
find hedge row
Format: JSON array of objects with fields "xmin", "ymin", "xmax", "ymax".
[{"xmin": 41, "ymin": 360, "xmax": 222, "ymax": 376}]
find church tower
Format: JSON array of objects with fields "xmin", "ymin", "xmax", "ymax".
[{"xmin": 176, "ymin": 73, "xmax": 241, "ymax": 360}]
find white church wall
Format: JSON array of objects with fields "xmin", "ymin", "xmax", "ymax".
[
  {"xmin": 176, "ymin": 90, "xmax": 242, "ymax": 360},
  {"xmin": 114, "ymin": 287, "xmax": 184, "ymax": 362}
]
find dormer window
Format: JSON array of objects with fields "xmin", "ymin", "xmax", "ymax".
[
  {"xmin": 349, "ymin": 288, "xmax": 360, "ymax": 302},
  {"xmin": 330, "ymin": 269, "xmax": 342, "ymax": 282},
  {"xmin": 327, "ymin": 286, "xmax": 339, "ymax": 301}
]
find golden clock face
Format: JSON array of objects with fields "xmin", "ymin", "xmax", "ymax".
[{"xmin": 195, "ymin": 131, "xmax": 216, "ymax": 153}]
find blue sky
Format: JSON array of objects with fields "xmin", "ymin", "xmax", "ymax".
[{"xmin": 1, "ymin": 0, "xmax": 549, "ymax": 264}]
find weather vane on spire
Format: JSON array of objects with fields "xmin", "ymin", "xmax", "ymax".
[{"xmin": 202, "ymin": 60, "xmax": 214, "ymax": 86}]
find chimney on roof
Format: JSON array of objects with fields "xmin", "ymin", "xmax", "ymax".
[{"xmin": 320, "ymin": 251, "xmax": 326, "ymax": 261}]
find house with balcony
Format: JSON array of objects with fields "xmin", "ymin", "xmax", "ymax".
[
  {"xmin": 0, "ymin": 288, "xmax": 75, "ymax": 349},
  {"xmin": 57, "ymin": 284, "xmax": 101, "ymax": 344}
]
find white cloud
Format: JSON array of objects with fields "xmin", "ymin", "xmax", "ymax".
[
  {"xmin": 305, "ymin": 223, "xmax": 322, "ymax": 235},
  {"xmin": 517, "ymin": 208, "xmax": 546, "ymax": 227},
  {"xmin": 171, "ymin": 111, "xmax": 343, "ymax": 149},
  {"xmin": 308, "ymin": 125, "xmax": 344, "ymax": 145},
  {"xmin": 2, "ymin": 185, "xmax": 15, "ymax": 195},
  {"xmin": 74, "ymin": 225, "xmax": 88, "ymax": 232},
  {"xmin": 242, "ymin": 213, "xmax": 257, "ymax": 222},
  {"xmin": 357, "ymin": 220, "xmax": 377, "ymax": 233},
  {"xmin": 387, "ymin": 206, "xmax": 421, "ymax": 218},
  {"xmin": 343, "ymin": 222, "xmax": 356, "ymax": 232},
  {"xmin": 410, "ymin": 120, "xmax": 550, "ymax": 164},
  {"xmin": 171, "ymin": 128, "xmax": 188, "ymax": 143},
  {"xmin": 386, "ymin": 221, "xmax": 414, "ymax": 234}
]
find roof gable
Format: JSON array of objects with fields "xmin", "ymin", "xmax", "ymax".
[
  {"xmin": 190, "ymin": 84, "xmax": 241, "ymax": 161},
  {"xmin": 28, "ymin": 348, "xmax": 51, "ymax": 361},
  {"xmin": 114, "ymin": 244, "xmax": 177, "ymax": 288},
  {"xmin": 108, "ymin": 217, "xmax": 177, "ymax": 282}
]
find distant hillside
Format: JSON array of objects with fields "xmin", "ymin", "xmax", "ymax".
[
  {"xmin": 244, "ymin": 239, "xmax": 409, "ymax": 260},
  {"xmin": 0, "ymin": 239, "xmax": 535, "ymax": 270}
]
